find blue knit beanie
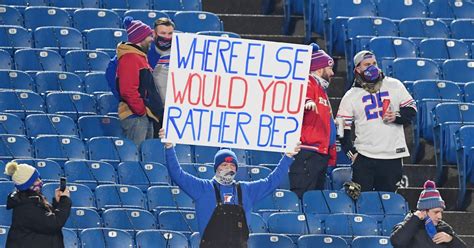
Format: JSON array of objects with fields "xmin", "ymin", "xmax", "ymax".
[
  {"xmin": 213, "ymin": 149, "xmax": 238, "ymax": 171},
  {"xmin": 417, "ymin": 180, "xmax": 446, "ymax": 210}
]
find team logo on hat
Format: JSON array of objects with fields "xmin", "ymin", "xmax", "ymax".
[{"xmin": 225, "ymin": 156, "xmax": 234, "ymax": 163}]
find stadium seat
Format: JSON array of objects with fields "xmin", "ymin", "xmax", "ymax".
[
  {"xmin": 428, "ymin": 0, "xmax": 461, "ymax": 20},
  {"xmin": 398, "ymin": 18, "xmax": 449, "ymax": 42},
  {"xmin": 297, "ymin": 234, "xmax": 348, "ymax": 248},
  {"xmin": 64, "ymin": 160, "xmax": 117, "ymax": 189},
  {"xmin": 158, "ymin": 210, "xmax": 198, "ymax": 236},
  {"xmin": 0, "ymin": 70, "xmax": 34, "ymax": 91},
  {"xmin": 450, "ymin": 19, "xmax": 474, "ymax": 40},
  {"xmin": 419, "ymin": 39, "xmax": 470, "ymax": 63},
  {"xmin": 0, "ymin": 206, "xmax": 11, "ymax": 226},
  {"xmin": 382, "ymin": 214, "xmax": 405, "ymax": 236},
  {"xmin": 249, "ymin": 212, "xmax": 268, "ymax": 233},
  {"xmin": 322, "ymin": 190, "xmax": 355, "ymax": 213},
  {"xmin": 80, "ymin": 228, "xmax": 134, "ymax": 248},
  {"xmin": 442, "ymin": 59, "xmax": 474, "ymax": 82},
  {"xmin": 64, "ymin": 50, "xmax": 110, "ymax": 74},
  {"xmin": 46, "ymin": 92, "xmax": 97, "ymax": 121},
  {"xmin": 230, "ymin": 148, "xmax": 248, "ymax": 164},
  {"xmin": 181, "ymin": 163, "xmax": 215, "ymax": 180},
  {"xmin": 267, "ymin": 212, "xmax": 309, "ymax": 240},
  {"xmin": 65, "ymin": 207, "xmax": 102, "ymax": 231},
  {"xmin": 465, "ymin": 82, "xmax": 474, "ymax": 103},
  {"xmin": 33, "ymin": 135, "xmax": 86, "ymax": 165},
  {"xmin": 62, "ymin": 228, "xmax": 79, "ymax": 248},
  {"xmin": 0, "ymin": 50, "xmax": 12, "ymax": 70},
  {"xmin": 0, "ymin": 134, "xmax": 32, "ymax": 162},
  {"xmin": 193, "ymin": 146, "xmax": 220, "ymax": 163},
  {"xmin": 147, "ymin": 185, "xmax": 194, "ymax": 212},
  {"xmin": 247, "ymin": 150, "xmax": 282, "ymax": 165},
  {"xmin": 43, "ymin": 182, "xmax": 96, "ymax": 208},
  {"xmin": 330, "ymin": 167, "xmax": 352, "ymax": 190},
  {"xmin": 0, "ymin": 226, "xmax": 7, "ymax": 248},
  {"xmin": 96, "ymin": 93, "xmax": 118, "ymax": 116},
  {"xmin": 302, "ymin": 190, "xmax": 330, "ymax": 214},
  {"xmin": 95, "ymin": 184, "xmax": 146, "ymax": 210},
  {"xmin": 0, "ymin": 161, "xmax": 7, "ymax": 181},
  {"xmin": 197, "ymin": 31, "xmax": 241, "ymax": 38},
  {"xmin": 87, "ymin": 137, "xmax": 139, "ymax": 167},
  {"xmin": 174, "ymin": 144, "xmax": 193, "ymax": 163},
  {"xmin": 190, "ymin": 232, "xmax": 201, "ymax": 248},
  {"xmin": 0, "ymin": 25, "xmax": 32, "ymax": 55},
  {"xmin": 247, "ymin": 165, "xmax": 272, "ymax": 181},
  {"xmin": 103, "ymin": 208, "xmax": 157, "ymax": 233},
  {"xmin": 83, "ymin": 72, "xmax": 110, "ymax": 94},
  {"xmin": 14, "ymin": 48, "xmax": 64, "ymax": 73},
  {"xmin": 0, "ymin": 112, "xmax": 25, "ymax": 135},
  {"xmin": 352, "ymin": 236, "xmax": 393, "ymax": 248},
  {"xmin": 182, "ymin": 0, "xmax": 202, "ymax": 10},
  {"xmin": 33, "ymin": 27, "xmax": 83, "ymax": 56},
  {"xmin": 376, "ymin": 0, "xmax": 427, "ymax": 20},
  {"xmin": 451, "ymin": 1, "xmax": 474, "ymax": 19},
  {"xmin": 49, "ymin": 0, "xmax": 100, "ymax": 8},
  {"xmin": 325, "ymin": 213, "xmax": 379, "ymax": 236},
  {"xmin": 356, "ymin": 191, "xmax": 384, "ymax": 216},
  {"xmin": 118, "ymin": 162, "xmax": 170, "ymax": 191},
  {"xmin": 0, "ymin": 5, "xmax": 23, "ymax": 26},
  {"xmin": 368, "ymin": 37, "xmax": 417, "ymax": 71},
  {"xmin": 455, "ymin": 125, "xmax": 474, "ymax": 208},
  {"xmin": 24, "ymin": 7, "xmax": 71, "ymax": 30},
  {"xmin": 0, "ymin": 181, "xmax": 15, "ymax": 205},
  {"xmin": 390, "ymin": 58, "xmax": 439, "ymax": 82},
  {"xmin": 13, "ymin": 158, "xmax": 62, "ymax": 183},
  {"xmin": 379, "ymin": 192, "xmax": 408, "ymax": 215},
  {"xmin": 25, "ymin": 113, "xmax": 77, "ymax": 138},
  {"xmin": 135, "ymin": 230, "xmax": 189, "ymax": 248},
  {"xmin": 151, "ymin": 0, "xmax": 184, "ymax": 10},
  {"xmin": 304, "ymin": 213, "xmax": 325, "ymax": 234},
  {"xmin": 123, "ymin": 10, "xmax": 169, "ymax": 28},
  {"xmin": 140, "ymin": 139, "xmax": 166, "ymax": 164},
  {"xmin": 248, "ymin": 233, "xmax": 295, "ymax": 248},
  {"xmin": 173, "ymin": 11, "xmax": 223, "ymax": 33},
  {"xmin": 0, "ymin": 90, "xmax": 44, "ymax": 119},
  {"xmin": 72, "ymin": 9, "xmax": 121, "ymax": 31},
  {"xmin": 3, "ymin": 0, "xmax": 47, "ymax": 7},
  {"xmin": 84, "ymin": 28, "xmax": 126, "ymax": 55},
  {"xmin": 78, "ymin": 115, "xmax": 122, "ymax": 139},
  {"xmin": 35, "ymin": 71, "xmax": 84, "ymax": 94},
  {"xmin": 253, "ymin": 189, "xmax": 300, "ymax": 217},
  {"xmin": 102, "ymin": 0, "xmax": 150, "ymax": 9},
  {"xmin": 282, "ymin": 0, "xmax": 304, "ymax": 36}
]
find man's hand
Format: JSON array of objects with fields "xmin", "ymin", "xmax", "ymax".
[
  {"xmin": 433, "ymin": 232, "xmax": 453, "ymax": 244},
  {"xmin": 414, "ymin": 210, "xmax": 427, "ymax": 220},
  {"xmin": 158, "ymin": 128, "xmax": 173, "ymax": 149},
  {"xmin": 305, "ymin": 101, "xmax": 317, "ymax": 112},
  {"xmin": 55, "ymin": 188, "xmax": 70, "ymax": 202},
  {"xmin": 285, "ymin": 142, "xmax": 301, "ymax": 158},
  {"xmin": 383, "ymin": 110, "xmax": 396, "ymax": 123}
]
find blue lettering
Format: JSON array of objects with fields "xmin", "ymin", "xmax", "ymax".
[
  {"xmin": 257, "ymin": 114, "xmax": 272, "ymax": 147},
  {"xmin": 215, "ymin": 39, "xmax": 231, "ymax": 73},
  {"xmin": 258, "ymin": 44, "xmax": 272, "ymax": 78},
  {"xmin": 292, "ymin": 48, "xmax": 308, "ymax": 81},
  {"xmin": 166, "ymin": 106, "xmax": 184, "ymax": 138},
  {"xmin": 228, "ymin": 41, "xmax": 241, "ymax": 74},
  {"xmin": 235, "ymin": 112, "xmax": 251, "ymax": 145},
  {"xmin": 275, "ymin": 46, "xmax": 293, "ymax": 79},
  {"xmin": 220, "ymin": 111, "xmax": 236, "ymax": 144},
  {"xmin": 245, "ymin": 43, "xmax": 260, "ymax": 76}
]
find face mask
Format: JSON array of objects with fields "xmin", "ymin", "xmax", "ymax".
[
  {"xmin": 155, "ymin": 35, "xmax": 172, "ymax": 51},
  {"xmin": 215, "ymin": 168, "xmax": 236, "ymax": 185},
  {"xmin": 356, "ymin": 65, "xmax": 384, "ymax": 93},
  {"xmin": 31, "ymin": 180, "xmax": 43, "ymax": 192}
]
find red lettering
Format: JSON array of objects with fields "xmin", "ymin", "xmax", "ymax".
[
  {"xmin": 271, "ymin": 81, "xmax": 287, "ymax": 113},
  {"xmin": 287, "ymin": 82, "xmax": 304, "ymax": 114},
  {"xmin": 228, "ymin": 76, "xmax": 248, "ymax": 109},
  {"xmin": 187, "ymin": 73, "xmax": 202, "ymax": 106},
  {"xmin": 215, "ymin": 76, "xmax": 226, "ymax": 108},
  {"xmin": 202, "ymin": 74, "xmax": 219, "ymax": 107}
]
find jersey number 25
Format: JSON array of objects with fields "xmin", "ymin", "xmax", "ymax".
[{"xmin": 362, "ymin": 91, "xmax": 389, "ymax": 120}]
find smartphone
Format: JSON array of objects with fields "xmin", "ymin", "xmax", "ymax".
[{"xmin": 60, "ymin": 177, "xmax": 67, "ymax": 192}]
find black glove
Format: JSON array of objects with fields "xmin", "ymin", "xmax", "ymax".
[{"xmin": 344, "ymin": 181, "xmax": 361, "ymax": 201}]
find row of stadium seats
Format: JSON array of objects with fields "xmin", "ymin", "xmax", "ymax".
[{"xmin": 0, "ymin": 7, "xmax": 222, "ymax": 32}]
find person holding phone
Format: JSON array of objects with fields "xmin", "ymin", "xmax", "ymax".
[
  {"xmin": 390, "ymin": 180, "xmax": 467, "ymax": 247},
  {"xmin": 4, "ymin": 161, "xmax": 71, "ymax": 248}
]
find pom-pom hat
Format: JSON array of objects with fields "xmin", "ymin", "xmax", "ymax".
[
  {"xmin": 4, "ymin": 161, "xmax": 40, "ymax": 191},
  {"xmin": 417, "ymin": 180, "xmax": 446, "ymax": 210},
  {"xmin": 123, "ymin": 16, "xmax": 153, "ymax": 44}
]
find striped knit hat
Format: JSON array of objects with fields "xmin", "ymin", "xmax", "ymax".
[
  {"xmin": 310, "ymin": 43, "xmax": 334, "ymax": 72},
  {"xmin": 417, "ymin": 180, "xmax": 446, "ymax": 210},
  {"xmin": 123, "ymin": 16, "xmax": 153, "ymax": 44}
]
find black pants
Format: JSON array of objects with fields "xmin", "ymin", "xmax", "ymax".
[
  {"xmin": 289, "ymin": 150, "xmax": 329, "ymax": 198},
  {"xmin": 352, "ymin": 153, "xmax": 403, "ymax": 192}
]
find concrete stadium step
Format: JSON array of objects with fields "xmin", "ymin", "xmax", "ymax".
[
  {"xmin": 218, "ymin": 14, "xmax": 305, "ymax": 36},
  {"xmin": 397, "ymin": 187, "xmax": 474, "ymax": 212},
  {"xmin": 441, "ymin": 212, "xmax": 474, "ymax": 236},
  {"xmin": 402, "ymin": 164, "xmax": 462, "ymax": 188}
]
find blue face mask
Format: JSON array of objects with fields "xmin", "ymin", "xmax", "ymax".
[{"xmin": 362, "ymin": 65, "xmax": 381, "ymax": 83}]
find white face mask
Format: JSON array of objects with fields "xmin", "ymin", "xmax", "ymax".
[{"xmin": 215, "ymin": 168, "xmax": 236, "ymax": 185}]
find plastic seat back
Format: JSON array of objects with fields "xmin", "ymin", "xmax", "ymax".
[
  {"xmin": 35, "ymin": 71, "xmax": 84, "ymax": 94},
  {"xmin": 24, "ymin": 6, "xmax": 71, "ymax": 30},
  {"xmin": 0, "ymin": 112, "xmax": 25, "ymax": 135},
  {"xmin": 173, "ymin": 11, "xmax": 223, "ymax": 33}
]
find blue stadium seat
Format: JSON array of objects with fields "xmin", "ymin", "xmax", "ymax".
[
  {"xmin": 0, "ymin": 5, "xmax": 23, "ymax": 26},
  {"xmin": 87, "ymin": 137, "xmax": 138, "ymax": 167},
  {"xmin": 0, "ymin": 226, "xmax": 7, "ymax": 248},
  {"xmin": 33, "ymin": 27, "xmax": 83, "ymax": 56},
  {"xmin": 174, "ymin": 144, "xmax": 194, "ymax": 163},
  {"xmin": 173, "ymin": 11, "xmax": 223, "ymax": 33},
  {"xmin": 325, "ymin": 213, "xmax": 379, "ymax": 236},
  {"xmin": 64, "ymin": 160, "xmax": 116, "ymax": 189},
  {"xmin": 465, "ymin": 82, "xmax": 474, "ymax": 103},
  {"xmin": 0, "ymin": 90, "xmax": 44, "ymax": 119},
  {"xmin": 247, "ymin": 150, "xmax": 282, "ymax": 165},
  {"xmin": 322, "ymin": 190, "xmax": 355, "ymax": 213},
  {"xmin": 376, "ymin": 0, "xmax": 427, "ymax": 20},
  {"xmin": 64, "ymin": 50, "xmax": 110, "ymax": 74},
  {"xmin": 442, "ymin": 59, "xmax": 474, "ymax": 82},
  {"xmin": 50, "ymin": 0, "xmax": 100, "ymax": 8},
  {"xmin": 182, "ymin": 0, "xmax": 202, "ymax": 10},
  {"xmin": 330, "ymin": 167, "xmax": 352, "ymax": 190},
  {"xmin": 65, "ymin": 207, "xmax": 102, "ymax": 232},
  {"xmin": 234, "ymin": 165, "xmax": 252, "ymax": 181},
  {"xmin": 3, "ymin": 0, "xmax": 47, "ymax": 6},
  {"xmin": 247, "ymin": 165, "xmax": 272, "ymax": 181},
  {"xmin": 151, "ymin": 0, "xmax": 184, "ymax": 10},
  {"xmin": 368, "ymin": 37, "xmax": 417, "ymax": 71},
  {"xmin": 193, "ymin": 146, "xmax": 220, "ymax": 163},
  {"xmin": 95, "ymin": 184, "xmax": 146, "ymax": 210},
  {"xmin": 0, "ymin": 25, "xmax": 32, "ymax": 55},
  {"xmin": 102, "ymin": 0, "xmax": 150, "ymax": 9},
  {"xmin": 73, "ymin": 9, "xmax": 121, "ymax": 31},
  {"xmin": 62, "ymin": 228, "xmax": 79, "ymax": 248},
  {"xmin": 181, "ymin": 163, "xmax": 215, "ymax": 180},
  {"xmin": 158, "ymin": 210, "xmax": 199, "ymax": 237},
  {"xmin": 14, "ymin": 48, "xmax": 64, "ymax": 73},
  {"xmin": 78, "ymin": 115, "xmax": 122, "ymax": 139},
  {"xmin": 118, "ymin": 162, "xmax": 170, "ymax": 191},
  {"xmin": 140, "ymin": 139, "xmax": 165, "ymax": 164},
  {"xmin": 356, "ymin": 191, "xmax": 384, "ymax": 215},
  {"xmin": 302, "ymin": 190, "xmax": 330, "ymax": 214},
  {"xmin": 282, "ymin": 0, "xmax": 304, "ymax": 36},
  {"xmin": 13, "ymin": 158, "xmax": 62, "ymax": 183},
  {"xmin": 249, "ymin": 212, "xmax": 268, "ymax": 233},
  {"xmin": 46, "ymin": 92, "xmax": 97, "ymax": 121},
  {"xmin": 455, "ymin": 125, "xmax": 474, "ymax": 208},
  {"xmin": 33, "ymin": 135, "xmax": 86, "ymax": 165},
  {"xmin": 84, "ymin": 28, "xmax": 126, "ymax": 54},
  {"xmin": 0, "ymin": 161, "xmax": 7, "ymax": 181},
  {"xmin": 190, "ymin": 232, "xmax": 201, "ymax": 248},
  {"xmin": 390, "ymin": 58, "xmax": 439, "ymax": 82},
  {"xmin": 25, "ymin": 113, "xmax": 77, "ymax": 138},
  {"xmin": 419, "ymin": 38, "xmax": 470, "ymax": 64},
  {"xmin": 0, "ymin": 70, "xmax": 34, "ymax": 91},
  {"xmin": 352, "ymin": 236, "xmax": 393, "ymax": 248},
  {"xmin": 135, "ymin": 230, "xmax": 189, "ymax": 248},
  {"xmin": 0, "ymin": 112, "xmax": 25, "ymax": 135},
  {"xmin": 297, "ymin": 234, "xmax": 348, "ymax": 248},
  {"xmin": 24, "ymin": 6, "xmax": 71, "ymax": 30},
  {"xmin": 304, "ymin": 213, "xmax": 325, "ymax": 234},
  {"xmin": 96, "ymin": 93, "xmax": 118, "ymax": 116},
  {"xmin": 230, "ymin": 148, "xmax": 248, "ymax": 164},
  {"xmin": 0, "ymin": 50, "xmax": 12, "ymax": 70},
  {"xmin": 267, "ymin": 212, "xmax": 309, "ymax": 240},
  {"xmin": 80, "ymin": 228, "xmax": 134, "ymax": 248},
  {"xmin": 84, "ymin": 72, "xmax": 110, "ymax": 94},
  {"xmin": 450, "ymin": 19, "xmax": 474, "ymax": 40},
  {"xmin": 35, "ymin": 71, "xmax": 84, "ymax": 94},
  {"xmin": 382, "ymin": 214, "xmax": 405, "ymax": 236},
  {"xmin": 102, "ymin": 208, "xmax": 157, "ymax": 233},
  {"xmin": 0, "ymin": 181, "xmax": 15, "ymax": 205},
  {"xmin": 379, "ymin": 192, "xmax": 408, "ymax": 215},
  {"xmin": 248, "ymin": 233, "xmax": 296, "ymax": 248},
  {"xmin": 253, "ymin": 189, "xmax": 300, "ymax": 217},
  {"xmin": 0, "ymin": 206, "xmax": 11, "ymax": 226},
  {"xmin": 197, "ymin": 31, "xmax": 241, "ymax": 38},
  {"xmin": 123, "ymin": 10, "xmax": 169, "ymax": 28},
  {"xmin": 147, "ymin": 185, "xmax": 194, "ymax": 212},
  {"xmin": 0, "ymin": 134, "xmax": 32, "ymax": 162},
  {"xmin": 398, "ymin": 18, "xmax": 449, "ymax": 42},
  {"xmin": 43, "ymin": 182, "xmax": 96, "ymax": 208},
  {"xmin": 428, "ymin": 0, "xmax": 461, "ymax": 20},
  {"xmin": 451, "ymin": 1, "xmax": 474, "ymax": 19}
]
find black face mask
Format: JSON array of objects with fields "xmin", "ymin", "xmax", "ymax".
[{"xmin": 155, "ymin": 35, "xmax": 172, "ymax": 51}]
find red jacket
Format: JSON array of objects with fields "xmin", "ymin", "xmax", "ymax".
[{"xmin": 300, "ymin": 75, "xmax": 337, "ymax": 166}]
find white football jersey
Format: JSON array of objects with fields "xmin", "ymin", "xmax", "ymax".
[{"xmin": 337, "ymin": 76, "xmax": 416, "ymax": 159}]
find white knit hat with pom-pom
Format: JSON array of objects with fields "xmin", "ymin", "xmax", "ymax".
[{"xmin": 4, "ymin": 161, "xmax": 40, "ymax": 191}]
